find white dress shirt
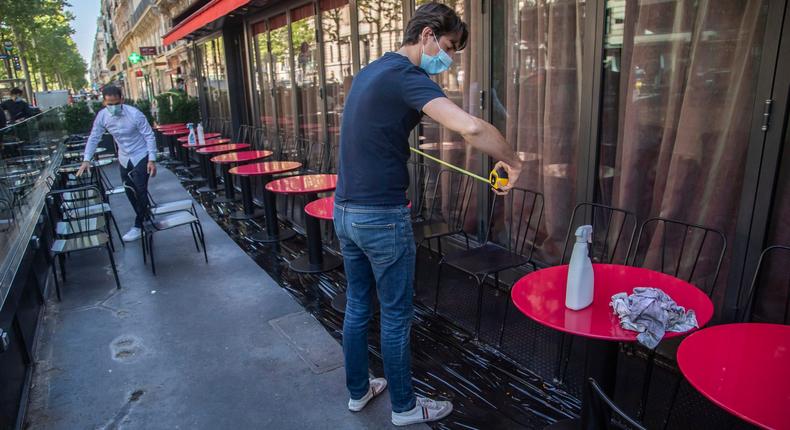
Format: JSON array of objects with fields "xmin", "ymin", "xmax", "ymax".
[{"xmin": 83, "ymin": 104, "xmax": 157, "ymax": 167}]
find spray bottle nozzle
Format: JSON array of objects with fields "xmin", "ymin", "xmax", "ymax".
[{"xmin": 575, "ymin": 225, "xmax": 593, "ymax": 243}]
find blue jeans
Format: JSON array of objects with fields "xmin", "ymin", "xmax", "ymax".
[{"xmin": 333, "ymin": 203, "xmax": 416, "ymax": 413}]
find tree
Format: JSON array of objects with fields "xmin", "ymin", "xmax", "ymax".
[{"xmin": 0, "ymin": 0, "xmax": 88, "ymax": 93}]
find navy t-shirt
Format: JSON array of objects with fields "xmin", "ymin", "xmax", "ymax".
[{"xmin": 336, "ymin": 52, "xmax": 445, "ymax": 206}]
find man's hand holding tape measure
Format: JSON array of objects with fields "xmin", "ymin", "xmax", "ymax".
[
  {"xmin": 490, "ymin": 160, "xmax": 520, "ymax": 195},
  {"xmin": 421, "ymin": 97, "xmax": 524, "ymax": 196}
]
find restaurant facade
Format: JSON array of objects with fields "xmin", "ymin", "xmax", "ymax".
[{"xmin": 165, "ymin": 0, "xmax": 789, "ymax": 332}]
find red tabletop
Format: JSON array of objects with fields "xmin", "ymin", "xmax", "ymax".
[
  {"xmin": 266, "ymin": 174, "xmax": 337, "ymax": 195},
  {"xmin": 162, "ymin": 129, "xmax": 189, "ymax": 136},
  {"xmin": 229, "ymin": 161, "xmax": 302, "ymax": 176},
  {"xmin": 511, "ymin": 264, "xmax": 714, "ymax": 342},
  {"xmin": 195, "ymin": 143, "xmax": 250, "ymax": 155},
  {"xmin": 678, "ymin": 323, "xmax": 790, "ymax": 430},
  {"xmin": 177, "ymin": 132, "xmax": 222, "ymax": 143},
  {"xmin": 181, "ymin": 138, "xmax": 231, "ymax": 148},
  {"xmin": 210, "ymin": 150, "xmax": 273, "ymax": 164},
  {"xmin": 305, "ymin": 196, "xmax": 335, "ymax": 220},
  {"xmin": 155, "ymin": 123, "xmax": 186, "ymax": 130},
  {"xmin": 303, "ymin": 195, "xmax": 409, "ymax": 219}
]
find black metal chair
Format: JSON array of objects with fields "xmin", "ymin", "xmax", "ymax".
[
  {"xmin": 411, "ymin": 164, "xmax": 475, "ymax": 255},
  {"xmin": 628, "ymin": 217, "xmax": 726, "ymax": 423},
  {"xmin": 235, "ymin": 124, "xmax": 253, "ymax": 143},
  {"xmin": 434, "ymin": 186, "xmax": 544, "ymax": 341},
  {"xmin": 545, "ymin": 378, "xmax": 646, "ymax": 430},
  {"xmin": 740, "ymin": 244, "xmax": 790, "ymax": 323},
  {"xmin": 45, "ymin": 185, "xmax": 121, "ymax": 300},
  {"xmin": 0, "ymin": 182, "xmax": 15, "ymax": 232},
  {"xmin": 556, "ymin": 202, "xmax": 637, "ymax": 382},
  {"xmin": 124, "ymin": 185, "xmax": 208, "ymax": 275}
]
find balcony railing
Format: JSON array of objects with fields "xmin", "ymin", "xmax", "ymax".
[{"xmin": 130, "ymin": 0, "xmax": 152, "ymax": 29}]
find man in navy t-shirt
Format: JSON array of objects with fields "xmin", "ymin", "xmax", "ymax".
[{"xmin": 334, "ymin": 3, "xmax": 523, "ymax": 426}]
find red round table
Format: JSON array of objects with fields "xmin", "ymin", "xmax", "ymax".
[
  {"xmin": 176, "ymin": 132, "xmax": 222, "ymax": 143},
  {"xmin": 155, "ymin": 123, "xmax": 186, "ymax": 131},
  {"xmin": 229, "ymin": 161, "xmax": 302, "ymax": 223},
  {"xmin": 160, "ymin": 128, "xmax": 189, "ymax": 162},
  {"xmin": 230, "ymin": 161, "xmax": 303, "ymax": 241},
  {"xmin": 512, "ymin": 264, "xmax": 713, "ymax": 425},
  {"xmin": 180, "ymin": 137, "xmax": 231, "ymax": 148},
  {"xmin": 195, "ymin": 144, "xmax": 250, "ymax": 193},
  {"xmin": 266, "ymin": 174, "xmax": 340, "ymax": 273},
  {"xmin": 678, "ymin": 323, "xmax": 790, "ymax": 430},
  {"xmin": 210, "ymin": 150, "xmax": 272, "ymax": 205},
  {"xmin": 180, "ymin": 138, "xmax": 232, "ymax": 182}
]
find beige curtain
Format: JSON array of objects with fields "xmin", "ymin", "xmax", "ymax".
[
  {"xmin": 499, "ymin": 0, "xmax": 585, "ymax": 261},
  {"xmin": 610, "ymin": 0, "xmax": 766, "ymax": 308}
]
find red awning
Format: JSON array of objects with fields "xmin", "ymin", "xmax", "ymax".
[{"xmin": 162, "ymin": 0, "xmax": 251, "ymax": 45}]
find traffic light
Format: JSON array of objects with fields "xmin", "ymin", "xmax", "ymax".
[{"xmin": 11, "ymin": 55, "xmax": 21, "ymax": 71}]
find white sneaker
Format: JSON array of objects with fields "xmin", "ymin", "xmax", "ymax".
[
  {"xmin": 391, "ymin": 396, "xmax": 453, "ymax": 426},
  {"xmin": 348, "ymin": 378, "xmax": 387, "ymax": 412},
  {"xmin": 122, "ymin": 227, "xmax": 142, "ymax": 242}
]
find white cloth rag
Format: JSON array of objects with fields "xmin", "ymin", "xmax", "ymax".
[{"xmin": 610, "ymin": 287, "xmax": 698, "ymax": 349}]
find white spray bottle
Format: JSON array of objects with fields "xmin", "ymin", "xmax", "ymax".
[
  {"xmin": 187, "ymin": 123, "xmax": 196, "ymax": 146},
  {"xmin": 566, "ymin": 225, "xmax": 594, "ymax": 310},
  {"xmin": 197, "ymin": 122, "xmax": 206, "ymax": 146}
]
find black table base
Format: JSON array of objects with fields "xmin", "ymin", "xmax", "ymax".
[{"xmin": 289, "ymin": 252, "xmax": 343, "ymax": 274}]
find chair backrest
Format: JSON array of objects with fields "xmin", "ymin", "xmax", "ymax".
[
  {"xmin": 0, "ymin": 182, "xmax": 14, "ymax": 231},
  {"xmin": 300, "ymin": 140, "xmax": 326, "ymax": 172},
  {"xmin": 46, "ymin": 184, "xmax": 103, "ymax": 235},
  {"xmin": 584, "ymin": 378, "xmax": 646, "ymax": 430},
  {"xmin": 236, "ymin": 125, "xmax": 252, "ymax": 143},
  {"xmin": 629, "ymin": 217, "xmax": 726, "ymax": 297},
  {"xmin": 740, "ymin": 245, "xmax": 790, "ymax": 324},
  {"xmin": 484, "ymin": 186, "xmax": 544, "ymax": 260},
  {"xmin": 411, "ymin": 163, "xmax": 475, "ymax": 233},
  {"xmin": 561, "ymin": 202, "xmax": 637, "ymax": 265}
]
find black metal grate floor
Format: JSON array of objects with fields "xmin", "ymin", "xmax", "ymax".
[{"xmin": 176, "ymin": 168, "xmax": 757, "ymax": 430}]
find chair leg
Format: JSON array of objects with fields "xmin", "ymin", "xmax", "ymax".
[
  {"xmin": 51, "ymin": 257, "xmax": 62, "ymax": 301},
  {"xmin": 437, "ymin": 237, "xmax": 443, "ymax": 257},
  {"xmin": 638, "ymin": 349, "xmax": 658, "ymax": 421},
  {"xmin": 106, "ymin": 243, "xmax": 121, "ymax": 289},
  {"xmin": 474, "ymin": 275, "xmax": 485, "ymax": 340},
  {"xmin": 109, "ymin": 213, "xmax": 124, "ymax": 247},
  {"xmin": 148, "ymin": 233, "xmax": 156, "ymax": 275},
  {"xmin": 463, "ymin": 232, "xmax": 470, "ymax": 249},
  {"xmin": 498, "ymin": 289, "xmax": 510, "ymax": 347},
  {"xmin": 433, "ymin": 262, "xmax": 444, "ymax": 313},
  {"xmin": 105, "ymin": 214, "xmax": 116, "ymax": 252},
  {"xmin": 59, "ymin": 254, "xmax": 67, "ymax": 282},
  {"xmin": 141, "ymin": 230, "xmax": 147, "ymax": 264},
  {"xmin": 661, "ymin": 376, "xmax": 684, "ymax": 430},
  {"xmin": 197, "ymin": 222, "xmax": 208, "ymax": 263},
  {"xmin": 189, "ymin": 223, "xmax": 200, "ymax": 252}
]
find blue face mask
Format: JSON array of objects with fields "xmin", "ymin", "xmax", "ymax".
[
  {"xmin": 420, "ymin": 34, "xmax": 453, "ymax": 75},
  {"xmin": 107, "ymin": 104, "xmax": 122, "ymax": 116}
]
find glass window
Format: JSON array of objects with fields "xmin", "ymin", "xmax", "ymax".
[
  {"xmin": 357, "ymin": 0, "xmax": 402, "ymax": 66},
  {"xmin": 197, "ymin": 36, "xmax": 231, "ymax": 122},
  {"xmin": 320, "ymin": 0, "xmax": 353, "ymax": 163},
  {"xmin": 491, "ymin": 0, "xmax": 585, "ymax": 262},
  {"xmin": 599, "ymin": 0, "xmax": 768, "ymax": 298},
  {"xmin": 291, "ymin": 4, "xmax": 324, "ymax": 143},
  {"xmin": 269, "ymin": 16, "xmax": 295, "ymax": 142},
  {"xmin": 252, "ymin": 26, "xmax": 277, "ymax": 140}
]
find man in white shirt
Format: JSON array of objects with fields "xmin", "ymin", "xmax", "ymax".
[{"xmin": 77, "ymin": 86, "xmax": 157, "ymax": 242}]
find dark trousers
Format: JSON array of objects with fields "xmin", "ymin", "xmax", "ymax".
[{"xmin": 120, "ymin": 157, "xmax": 150, "ymax": 228}]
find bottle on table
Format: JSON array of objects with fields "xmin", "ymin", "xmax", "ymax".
[
  {"xmin": 566, "ymin": 225, "xmax": 594, "ymax": 310},
  {"xmin": 197, "ymin": 123, "xmax": 205, "ymax": 146},
  {"xmin": 187, "ymin": 123, "xmax": 196, "ymax": 146}
]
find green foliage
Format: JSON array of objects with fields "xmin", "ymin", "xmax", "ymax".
[
  {"xmin": 125, "ymin": 99, "xmax": 153, "ymax": 125},
  {"xmin": 155, "ymin": 91, "xmax": 199, "ymax": 125},
  {"xmin": 63, "ymin": 102, "xmax": 93, "ymax": 134}
]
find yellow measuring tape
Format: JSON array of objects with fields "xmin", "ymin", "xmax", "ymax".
[{"xmin": 409, "ymin": 146, "xmax": 509, "ymax": 190}]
